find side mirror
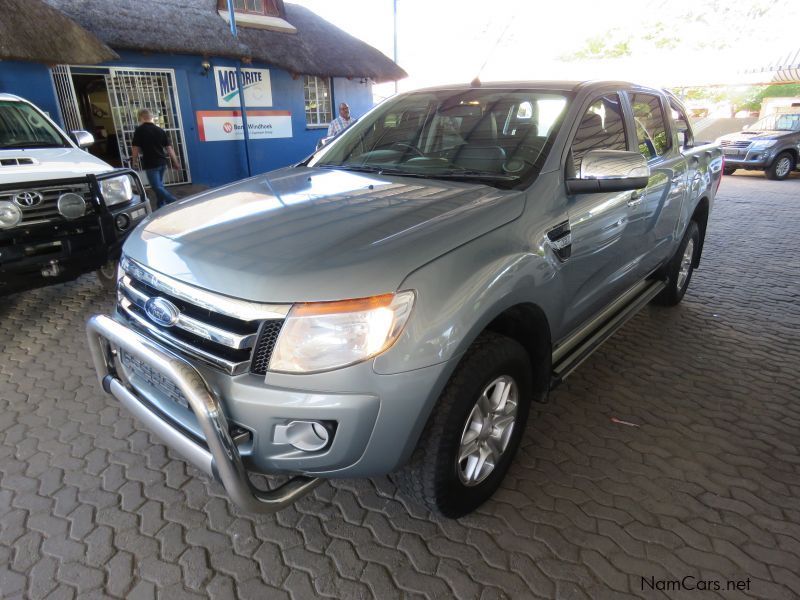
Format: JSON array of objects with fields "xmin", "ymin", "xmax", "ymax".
[
  {"xmin": 566, "ymin": 149, "xmax": 650, "ymax": 194},
  {"xmin": 71, "ymin": 130, "xmax": 95, "ymax": 148},
  {"xmin": 316, "ymin": 135, "xmax": 333, "ymax": 151}
]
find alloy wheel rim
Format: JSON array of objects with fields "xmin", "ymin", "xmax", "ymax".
[
  {"xmin": 775, "ymin": 157, "xmax": 791, "ymax": 178},
  {"xmin": 677, "ymin": 239, "xmax": 694, "ymax": 290},
  {"xmin": 457, "ymin": 375, "xmax": 518, "ymax": 486}
]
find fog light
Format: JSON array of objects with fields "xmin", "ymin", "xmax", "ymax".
[
  {"xmin": 115, "ymin": 213, "xmax": 131, "ymax": 231},
  {"xmin": 57, "ymin": 193, "xmax": 86, "ymax": 219},
  {"xmin": 274, "ymin": 420, "xmax": 331, "ymax": 452},
  {"xmin": 0, "ymin": 201, "xmax": 22, "ymax": 228}
]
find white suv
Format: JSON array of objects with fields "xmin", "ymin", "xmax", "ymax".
[{"xmin": 0, "ymin": 94, "xmax": 149, "ymax": 295}]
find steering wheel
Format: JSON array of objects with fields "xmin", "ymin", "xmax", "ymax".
[{"xmin": 390, "ymin": 142, "xmax": 424, "ymax": 157}]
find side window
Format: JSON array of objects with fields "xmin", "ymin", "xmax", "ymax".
[
  {"xmin": 631, "ymin": 93, "xmax": 670, "ymax": 159},
  {"xmin": 570, "ymin": 94, "xmax": 627, "ymax": 174},
  {"xmin": 670, "ymin": 101, "xmax": 693, "ymax": 148}
]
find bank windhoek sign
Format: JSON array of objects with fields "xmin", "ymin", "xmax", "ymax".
[
  {"xmin": 213, "ymin": 67, "xmax": 272, "ymax": 108},
  {"xmin": 196, "ymin": 110, "xmax": 292, "ymax": 142}
]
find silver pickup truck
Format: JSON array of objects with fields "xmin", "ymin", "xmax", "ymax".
[{"xmin": 86, "ymin": 81, "xmax": 722, "ymax": 518}]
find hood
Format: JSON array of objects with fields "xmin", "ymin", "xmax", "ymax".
[
  {"xmin": 0, "ymin": 147, "xmax": 112, "ymax": 184},
  {"xmin": 722, "ymin": 130, "xmax": 795, "ymax": 142},
  {"xmin": 123, "ymin": 167, "xmax": 524, "ymax": 302}
]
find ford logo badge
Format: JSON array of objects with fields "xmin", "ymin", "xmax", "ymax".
[{"xmin": 144, "ymin": 297, "xmax": 180, "ymax": 327}]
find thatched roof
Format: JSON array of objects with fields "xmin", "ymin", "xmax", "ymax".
[
  {"xmin": 45, "ymin": 0, "xmax": 406, "ymax": 82},
  {"xmin": 0, "ymin": 0, "xmax": 118, "ymax": 65}
]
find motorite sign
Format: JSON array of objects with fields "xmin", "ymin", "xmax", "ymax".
[
  {"xmin": 196, "ymin": 110, "xmax": 293, "ymax": 142},
  {"xmin": 213, "ymin": 67, "xmax": 272, "ymax": 108}
]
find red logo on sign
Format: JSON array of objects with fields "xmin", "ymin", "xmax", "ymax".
[{"xmin": 223, "ymin": 122, "xmax": 233, "ymax": 133}]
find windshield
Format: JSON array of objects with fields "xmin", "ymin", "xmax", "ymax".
[
  {"xmin": 308, "ymin": 89, "xmax": 570, "ymax": 188},
  {"xmin": 748, "ymin": 112, "xmax": 800, "ymax": 132},
  {"xmin": 0, "ymin": 100, "xmax": 69, "ymax": 149}
]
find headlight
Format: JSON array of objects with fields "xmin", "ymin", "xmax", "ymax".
[
  {"xmin": 269, "ymin": 291, "xmax": 415, "ymax": 373},
  {"xmin": 750, "ymin": 139, "xmax": 777, "ymax": 150},
  {"xmin": 0, "ymin": 201, "xmax": 22, "ymax": 228},
  {"xmin": 100, "ymin": 174, "xmax": 133, "ymax": 206}
]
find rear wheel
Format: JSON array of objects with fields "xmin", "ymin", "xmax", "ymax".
[
  {"xmin": 653, "ymin": 221, "xmax": 700, "ymax": 306},
  {"xmin": 394, "ymin": 331, "xmax": 533, "ymax": 518},
  {"xmin": 765, "ymin": 152, "xmax": 795, "ymax": 180}
]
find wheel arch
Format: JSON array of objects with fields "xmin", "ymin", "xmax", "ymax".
[
  {"xmin": 482, "ymin": 302, "xmax": 552, "ymax": 402},
  {"xmin": 691, "ymin": 196, "xmax": 710, "ymax": 268}
]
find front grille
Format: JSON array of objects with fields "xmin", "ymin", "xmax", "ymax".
[
  {"xmin": 0, "ymin": 183, "xmax": 94, "ymax": 226},
  {"xmin": 117, "ymin": 258, "xmax": 288, "ymax": 375},
  {"xmin": 719, "ymin": 140, "xmax": 751, "ymax": 149},
  {"xmin": 250, "ymin": 320, "xmax": 283, "ymax": 375}
]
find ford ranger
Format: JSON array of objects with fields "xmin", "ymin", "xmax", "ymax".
[
  {"xmin": 0, "ymin": 94, "xmax": 149, "ymax": 295},
  {"xmin": 86, "ymin": 81, "xmax": 722, "ymax": 517}
]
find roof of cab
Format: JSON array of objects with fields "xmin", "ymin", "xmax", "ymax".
[{"xmin": 410, "ymin": 80, "xmax": 646, "ymax": 93}]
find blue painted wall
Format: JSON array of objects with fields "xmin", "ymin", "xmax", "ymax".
[
  {"xmin": 0, "ymin": 61, "xmax": 63, "ymax": 123},
  {"xmin": 0, "ymin": 51, "xmax": 375, "ymax": 188}
]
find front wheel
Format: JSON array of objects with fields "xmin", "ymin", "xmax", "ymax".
[
  {"xmin": 95, "ymin": 259, "xmax": 119, "ymax": 291},
  {"xmin": 653, "ymin": 221, "xmax": 700, "ymax": 306},
  {"xmin": 765, "ymin": 152, "xmax": 795, "ymax": 180},
  {"xmin": 394, "ymin": 331, "xmax": 533, "ymax": 518}
]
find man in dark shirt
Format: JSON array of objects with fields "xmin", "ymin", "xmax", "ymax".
[{"xmin": 131, "ymin": 109, "xmax": 181, "ymax": 208}]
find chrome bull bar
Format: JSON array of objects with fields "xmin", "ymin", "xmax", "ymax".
[{"xmin": 86, "ymin": 314, "xmax": 321, "ymax": 513}]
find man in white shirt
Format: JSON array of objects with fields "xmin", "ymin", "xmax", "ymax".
[{"xmin": 327, "ymin": 103, "xmax": 353, "ymax": 137}]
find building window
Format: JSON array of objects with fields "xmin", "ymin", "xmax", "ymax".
[
  {"xmin": 304, "ymin": 76, "xmax": 332, "ymax": 126},
  {"xmin": 219, "ymin": 0, "xmax": 281, "ymax": 17}
]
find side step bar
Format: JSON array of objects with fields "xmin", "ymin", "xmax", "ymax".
[{"xmin": 551, "ymin": 279, "xmax": 667, "ymax": 387}]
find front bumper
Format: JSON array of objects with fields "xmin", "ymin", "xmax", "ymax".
[
  {"xmin": 722, "ymin": 147, "xmax": 775, "ymax": 169},
  {"xmin": 87, "ymin": 314, "xmax": 321, "ymax": 513},
  {"xmin": 0, "ymin": 170, "xmax": 148, "ymax": 295}
]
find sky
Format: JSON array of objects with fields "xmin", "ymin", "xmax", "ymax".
[{"xmin": 293, "ymin": 0, "xmax": 799, "ymax": 94}]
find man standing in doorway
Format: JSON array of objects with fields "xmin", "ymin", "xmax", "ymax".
[
  {"xmin": 131, "ymin": 109, "xmax": 181, "ymax": 208},
  {"xmin": 327, "ymin": 102, "xmax": 354, "ymax": 137}
]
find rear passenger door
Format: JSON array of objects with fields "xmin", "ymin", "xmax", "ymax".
[
  {"xmin": 624, "ymin": 91, "xmax": 688, "ymax": 277},
  {"xmin": 559, "ymin": 93, "xmax": 641, "ymax": 334}
]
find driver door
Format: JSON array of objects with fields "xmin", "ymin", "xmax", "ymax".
[{"xmin": 558, "ymin": 93, "xmax": 641, "ymax": 334}]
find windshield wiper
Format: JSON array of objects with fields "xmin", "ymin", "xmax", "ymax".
[
  {"xmin": 430, "ymin": 169, "xmax": 519, "ymax": 183},
  {"xmin": 317, "ymin": 164, "xmax": 429, "ymax": 177},
  {"xmin": 0, "ymin": 141, "xmax": 65, "ymax": 149}
]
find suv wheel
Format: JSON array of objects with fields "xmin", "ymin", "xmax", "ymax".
[
  {"xmin": 394, "ymin": 331, "xmax": 533, "ymax": 518},
  {"xmin": 96, "ymin": 259, "xmax": 118, "ymax": 291},
  {"xmin": 765, "ymin": 152, "xmax": 795, "ymax": 180},
  {"xmin": 653, "ymin": 221, "xmax": 700, "ymax": 306}
]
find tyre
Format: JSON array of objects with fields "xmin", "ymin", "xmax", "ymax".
[
  {"xmin": 723, "ymin": 166, "xmax": 736, "ymax": 176},
  {"xmin": 95, "ymin": 258, "xmax": 119, "ymax": 291},
  {"xmin": 653, "ymin": 221, "xmax": 700, "ymax": 306},
  {"xmin": 394, "ymin": 331, "xmax": 533, "ymax": 518},
  {"xmin": 765, "ymin": 152, "xmax": 795, "ymax": 181}
]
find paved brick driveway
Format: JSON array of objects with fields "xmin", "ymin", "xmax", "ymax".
[{"xmin": 1, "ymin": 173, "xmax": 799, "ymax": 599}]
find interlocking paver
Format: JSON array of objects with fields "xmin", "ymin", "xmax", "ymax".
[{"xmin": 1, "ymin": 173, "xmax": 799, "ymax": 598}]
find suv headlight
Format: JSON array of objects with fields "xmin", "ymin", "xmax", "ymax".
[
  {"xmin": 269, "ymin": 291, "xmax": 415, "ymax": 373},
  {"xmin": 0, "ymin": 201, "xmax": 22, "ymax": 228},
  {"xmin": 750, "ymin": 139, "xmax": 777, "ymax": 150},
  {"xmin": 100, "ymin": 174, "xmax": 134, "ymax": 206}
]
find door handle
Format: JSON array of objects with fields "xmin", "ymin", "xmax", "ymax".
[{"xmin": 627, "ymin": 190, "xmax": 643, "ymax": 207}]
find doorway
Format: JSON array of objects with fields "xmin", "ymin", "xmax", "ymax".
[
  {"xmin": 72, "ymin": 73, "xmax": 122, "ymax": 166},
  {"xmin": 51, "ymin": 65, "xmax": 191, "ymax": 184}
]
